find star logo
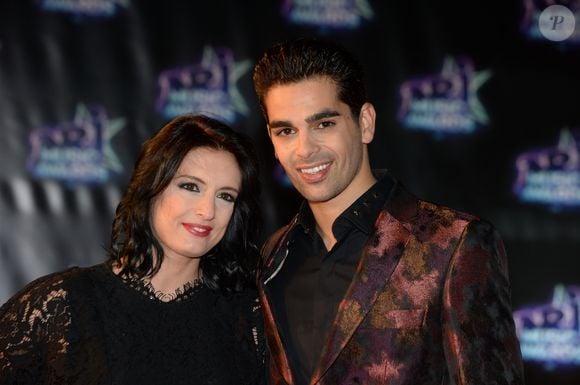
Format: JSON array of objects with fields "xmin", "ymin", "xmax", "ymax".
[
  {"xmin": 27, "ymin": 104, "xmax": 125, "ymax": 184},
  {"xmin": 156, "ymin": 46, "xmax": 251, "ymax": 123}
]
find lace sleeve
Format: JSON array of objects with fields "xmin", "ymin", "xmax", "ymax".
[{"xmin": 0, "ymin": 271, "xmax": 74, "ymax": 384}]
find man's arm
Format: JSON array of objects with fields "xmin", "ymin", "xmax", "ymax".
[{"xmin": 442, "ymin": 219, "xmax": 525, "ymax": 385}]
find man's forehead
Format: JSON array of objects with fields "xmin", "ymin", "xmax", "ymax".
[
  {"xmin": 264, "ymin": 81, "xmax": 344, "ymax": 122},
  {"xmin": 266, "ymin": 76, "xmax": 337, "ymax": 94}
]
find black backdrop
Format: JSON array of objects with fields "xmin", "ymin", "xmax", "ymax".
[{"xmin": 0, "ymin": 1, "xmax": 579, "ymax": 384}]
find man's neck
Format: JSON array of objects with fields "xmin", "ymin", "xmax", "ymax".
[{"xmin": 309, "ymin": 169, "xmax": 376, "ymax": 251}]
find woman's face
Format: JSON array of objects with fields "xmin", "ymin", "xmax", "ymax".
[{"xmin": 150, "ymin": 147, "xmax": 242, "ymax": 261}]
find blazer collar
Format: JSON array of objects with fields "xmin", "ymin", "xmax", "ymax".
[{"xmin": 312, "ymin": 182, "xmax": 417, "ymax": 384}]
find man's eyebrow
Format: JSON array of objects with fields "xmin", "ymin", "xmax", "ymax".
[
  {"xmin": 268, "ymin": 119, "xmax": 293, "ymax": 129},
  {"xmin": 269, "ymin": 109, "xmax": 342, "ymax": 129},
  {"xmin": 305, "ymin": 109, "xmax": 341, "ymax": 124}
]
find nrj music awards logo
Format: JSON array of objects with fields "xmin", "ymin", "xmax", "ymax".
[
  {"xmin": 397, "ymin": 57, "xmax": 491, "ymax": 135},
  {"xmin": 27, "ymin": 104, "xmax": 125, "ymax": 184},
  {"xmin": 514, "ymin": 285, "xmax": 580, "ymax": 367},
  {"xmin": 281, "ymin": 0, "xmax": 374, "ymax": 29},
  {"xmin": 513, "ymin": 129, "xmax": 580, "ymax": 209},
  {"xmin": 156, "ymin": 46, "xmax": 251, "ymax": 124},
  {"xmin": 521, "ymin": 1, "xmax": 579, "ymax": 43},
  {"xmin": 37, "ymin": 0, "xmax": 129, "ymax": 17}
]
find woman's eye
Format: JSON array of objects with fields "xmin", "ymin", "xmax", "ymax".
[
  {"xmin": 179, "ymin": 182, "xmax": 199, "ymax": 192},
  {"xmin": 217, "ymin": 192, "xmax": 236, "ymax": 202}
]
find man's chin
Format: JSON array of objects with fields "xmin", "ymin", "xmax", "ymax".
[{"xmin": 298, "ymin": 189, "xmax": 336, "ymax": 204}]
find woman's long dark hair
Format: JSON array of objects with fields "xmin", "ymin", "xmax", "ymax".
[{"xmin": 106, "ymin": 114, "xmax": 261, "ymax": 293}]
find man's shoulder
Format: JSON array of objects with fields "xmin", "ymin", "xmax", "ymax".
[
  {"xmin": 406, "ymin": 197, "xmax": 500, "ymax": 245},
  {"xmin": 383, "ymin": 180, "xmax": 473, "ymax": 219},
  {"xmin": 385, "ymin": 181, "xmax": 485, "ymax": 236},
  {"xmin": 416, "ymin": 199, "xmax": 479, "ymax": 223}
]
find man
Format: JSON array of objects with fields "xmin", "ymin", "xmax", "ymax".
[{"xmin": 253, "ymin": 38, "xmax": 524, "ymax": 385}]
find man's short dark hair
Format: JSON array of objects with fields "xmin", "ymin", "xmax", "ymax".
[{"xmin": 253, "ymin": 38, "xmax": 367, "ymax": 120}]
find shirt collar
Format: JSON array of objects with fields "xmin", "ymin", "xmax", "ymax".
[{"xmin": 295, "ymin": 171, "xmax": 396, "ymax": 239}]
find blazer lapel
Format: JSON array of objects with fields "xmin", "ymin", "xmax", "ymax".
[
  {"xmin": 311, "ymin": 209, "xmax": 412, "ymax": 384},
  {"xmin": 259, "ymin": 283, "xmax": 294, "ymax": 384},
  {"xmin": 259, "ymin": 223, "xmax": 297, "ymax": 385}
]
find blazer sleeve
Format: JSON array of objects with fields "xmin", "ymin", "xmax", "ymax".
[{"xmin": 441, "ymin": 219, "xmax": 525, "ymax": 385}]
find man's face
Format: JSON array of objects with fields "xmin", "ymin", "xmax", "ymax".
[{"xmin": 264, "ymin": 76, "xmax": 375, "ymax": 205}]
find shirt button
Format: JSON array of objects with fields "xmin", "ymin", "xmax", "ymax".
[{"xmin": 353, "ymin": 209, "xmax": 359, "ymax": 216}]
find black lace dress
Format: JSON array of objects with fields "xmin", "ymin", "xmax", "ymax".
[{"xmin": 0, "ymin": 264, "xmax": 265, "ymax": 385}]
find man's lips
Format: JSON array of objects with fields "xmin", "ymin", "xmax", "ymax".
[
  {"xmin": 298, "ymin": 162, "xmax": 330, "ymax": 174},
  {"xmin": 297, "ymin": 162, "xmax": 331, "ymax": 182},
  {"xmin": 183, "ymin": 223, "xmax": 213, "ymax": 237}
]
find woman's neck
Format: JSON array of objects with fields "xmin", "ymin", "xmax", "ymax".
[
  {"xmin": 149, "ymin": 256, "xmax": 201, "ymax": 296},
  {"xmin": 113, "ymin": 255, "xmax": 202, "ymax": 302}
]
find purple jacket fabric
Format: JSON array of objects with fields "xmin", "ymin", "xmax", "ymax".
[{"xmin": 258, "ymin": 181, "xmax": 524, "ymax": 385}]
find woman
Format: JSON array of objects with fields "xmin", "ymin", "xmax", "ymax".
[{"xmin": 0, "ymin": 115, "xmax": 265, "ymax": 384}]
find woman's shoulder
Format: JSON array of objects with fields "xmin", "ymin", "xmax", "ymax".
[{"xmin": 0, "ymin": 265, "xmax": 100, "ymax": 316}]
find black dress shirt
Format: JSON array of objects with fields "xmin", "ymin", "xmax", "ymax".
[{"xmin": 268, "ymin": 175, "xmax": 394, "ymax": 385}]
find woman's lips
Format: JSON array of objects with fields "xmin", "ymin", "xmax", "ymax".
[{"xmin": 183, "ymin": 223, "xmax": 213, "ymax": 237}]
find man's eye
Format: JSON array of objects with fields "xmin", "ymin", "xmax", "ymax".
[
  {"xmin": 275, "ymin": 128, "xmax": 295, "ymax": 136},
  {"xmin": 217, "ymin": 192, "xmax": 236, "ymax": 202},
  {"xmin": 179, "ymin": 183, "xmax": 199, "ymax": 192},
  {"xmin": 317, "ymin": 121, "xmax": 335, "ymax": 129}
]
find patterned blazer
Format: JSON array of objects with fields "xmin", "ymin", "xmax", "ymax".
[{"xmin": 258, "ymin": 181, "xmax": 524, "ymax": 385}]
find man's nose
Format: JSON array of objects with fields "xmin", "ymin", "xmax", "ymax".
[{"xmin": 295, "ymin": 131, "xmax": 319, "ymax": 159}]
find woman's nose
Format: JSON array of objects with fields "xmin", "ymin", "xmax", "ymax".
[{"xmin": 195, "ymin": 196, "xmax": 215, "ymax": 220}]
